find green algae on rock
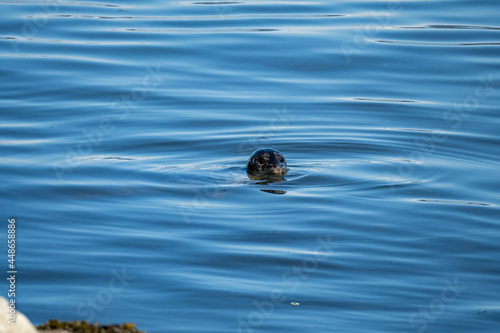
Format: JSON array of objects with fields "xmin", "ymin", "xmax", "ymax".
[{"xmin": 37, "ymin": 320, "xmax": 145, "ymax": 333}]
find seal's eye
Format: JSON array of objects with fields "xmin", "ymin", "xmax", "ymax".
[
  {"xmin": 278, "ymin": 155, "xmax": 284, "ymax": 162},
  {"xmin": 257, "ymin": 156, "xmax": 265, "ymax": 165}
]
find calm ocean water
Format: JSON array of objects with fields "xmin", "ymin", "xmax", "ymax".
[{"xmin": 1, "ymin": 0, "xmax": 500, "ymax": 332}]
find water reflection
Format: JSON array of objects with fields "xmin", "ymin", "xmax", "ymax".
[
  {"xmin": 248, "ymin": 173, "xmax": 287, "ymax": 194},
  {"xmin": 260, "ymin": 189, "xmax": 286, "ymax": 195},
  {"xmin": 247, "ymin": 173, "xmax": 287, "ymax": 184}
]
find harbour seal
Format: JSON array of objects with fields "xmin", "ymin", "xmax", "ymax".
[{"xmin": 247, "ymin": 148, "xmax": 287, "ymax": 176}]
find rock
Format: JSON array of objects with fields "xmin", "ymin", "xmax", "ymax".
[
  {"xmin": 0, "ymin": 296, "xmax": 38, "ymax": 333},
  {"xmin": 37, "ymin": 320, "xmax": 144, "ymax": 333},
  {"xmin": 0, "ymin": 297, "xmax": 144, "ymax": 333}
]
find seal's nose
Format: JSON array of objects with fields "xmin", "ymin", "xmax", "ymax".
[
  {"xmin": 269, "ymin": 153, "xmax": 287, "ymax": 173},
  {"xmin": 270, "ymin": 154, "xmax": 282, "ymax": 167}
]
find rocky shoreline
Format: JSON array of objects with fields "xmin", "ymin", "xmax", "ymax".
[
  {"xmin": 37, "ymin": 320, "xmax": 144, "ymax": 333},
  {"xmin": 1, "ymin": 297, "xmax": 144, "ymax": 333}
]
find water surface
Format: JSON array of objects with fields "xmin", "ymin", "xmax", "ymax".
[{"xmin": 1, "ymin": 0, "xmax": 500, "ymax": 332}]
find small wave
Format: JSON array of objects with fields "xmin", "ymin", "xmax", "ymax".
[
  {"xmin": 401, "ymin": 24, "xmax": 500, "ymax": 31},
  {"xmin": 190, "ymin": 1, "xmax": 243, "ymax": 4},
  {"xmin": 377, "ymin": 39, "xmax": 500, "ymax": 47},
  {"xmin": 118, "ymin": 27, "xmax": 282, "ymax": 33},
  {"xmin": 176, "ymin": 0, "xmax": 319, "ymax": 5},
  {"xmin": 341, "ymin": 97, "xmax": 426, "ymax": 104},
  {"xmin": 381, "ymin": 128, "xmax": 451, "ymax": 134},
  {"xmin": 0, "ymin": 0, "xmax": 123, "ymax": 8},
  {"xmin": 410, "ymin": 198, "xmax": 494, "ymax": 207}
]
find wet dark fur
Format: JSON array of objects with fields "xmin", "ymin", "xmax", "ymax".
[{"xmin": 246, "ymin": 148, "xmax": 287, "ymax": 176}]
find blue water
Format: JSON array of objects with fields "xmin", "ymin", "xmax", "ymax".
[{"xmin": 1, "ymin": 0, "xmax": 500, "ymax": 332}]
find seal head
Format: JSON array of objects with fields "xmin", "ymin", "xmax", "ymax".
[{"xmin": 247, "ymin": 148, "xmax": 287, "ymax": 176}]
